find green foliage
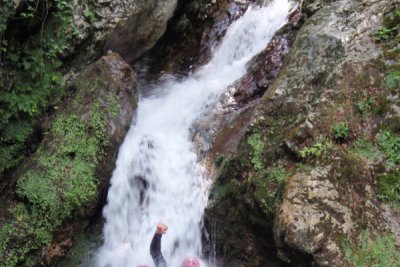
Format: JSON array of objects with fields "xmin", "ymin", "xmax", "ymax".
[
  {"xmin": 356, "ymin": 96, "xmax": 374, "ymax": 114},
  {"xmin": 376, "ymin": 27, "xmax": 393, "ymax": 40},
  {"xmin": 247, "ymin": 133, "xmax": 265, "ymax": 175},
  {"xmin": 267, "ymin": 165, "xmax": 291, "ymax": 184},
  {"xmin": 295, "ymin": 162, "xmax": 313, "ymax": 173},
  {"xmin": 333, "ymin": 121, "xmax": 350, "ymax": 141},
  {"xmin": 351, "ymin": 138, "xmax": 383, "ymax": 161},
  {"xmin": 253, "ymin": 165, "xmax": 291, "ymax": 214},
  {"xmin": 377, "ymin": 131, "xmax": 400, "ymax": 166},
  {"xmin": 0, "ymin": 0, "xmax": 74, "ymax": 175},
  {"xmin": 0, "ymin": 109, "xmax": 112, "ymax": 265},
  {"xmin": 378, "ymin": 170, "xmax": 400, "ymax": 204},
  {"xmin": 385, "ymin": 71, "xmax": 400, "ymax": 90},
  {"xmin": 376, "ymin": 8, "xmax": 400, "ymax": 42},
  {"xmin": 86, "ymin": 5, "xmax": 97, "ymax": 23},
  {"xmin": 343, "ymin": 231, "xmax": 400, "ymax": 267},
  {"xmin": 300, "ymin": 136, "xmax": 331, "ymax": 159}
]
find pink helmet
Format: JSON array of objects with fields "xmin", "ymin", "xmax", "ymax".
[{"xmin": 181, "ymin": 256, "xmax": 200, "ymax": 267}]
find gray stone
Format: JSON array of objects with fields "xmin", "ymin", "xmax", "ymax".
[{"xmin": 64, "ymin": 0, "xmax": 178, "ymax": 63}]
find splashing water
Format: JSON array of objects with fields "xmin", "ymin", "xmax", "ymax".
[{"xmin": 97, "ymin": 1, "xmax": 291, "ymax": 266}]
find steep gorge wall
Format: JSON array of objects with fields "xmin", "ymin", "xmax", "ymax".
[{"xmin": 205, "ymin": 0, "xmax": 400, "ymax": 266}]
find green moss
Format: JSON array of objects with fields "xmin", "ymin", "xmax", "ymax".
[
  {"xmin": 343, "ymin": 230, "xmax": 400, "ymax": 267},
  {"xmin": 335, "ymin": 151, "xmax": 365, "ymax": 183},
  {"xmin": 0, "ymin": 98, "xmax": 118, "ymax": 265},
  {"xmin": 17, "ymin": 115, "xmax": 99, "ymax": 212},
  {"xmin": 247, "ymin": 133, "xmax": 265, "ymax": 175},
  {"xmin": 295, "ymin": 162, "xmax": 314, "ymax": 173},
  {"xmin": 351, "ymin": 138, "xmax": 384, "ymax": 161},
  {"xmin": 385, "ymin": 71, "xmax": 400, "ymax": 90},
  {"xmin": 378, "ymin": 170, "xmax": 400, "ymax": 204},
  {"xmin": 267, "ymin": 165, "xmax": 292, "ymax": 184},
  {"xmin": 377, "ymin": 131, "xmax": 400, "ymax": 166}
]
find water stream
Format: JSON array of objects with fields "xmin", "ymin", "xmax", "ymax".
[{"xmin": 97, "ymin": 1, "xmax": 291, "ymax": 266}]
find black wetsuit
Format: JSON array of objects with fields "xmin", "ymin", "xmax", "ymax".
[{"xmin": 150, "ymin": 233, "xmax": 167, "ymax": 267}]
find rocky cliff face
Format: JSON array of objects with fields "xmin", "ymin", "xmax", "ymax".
[
  {"xmin": 0, "ymin": 53, "xmax": 137, "ymax": 266},
  {"xmin": 206, "ymin": 0, "xmax": 400, "ymax": 266},
  {"xmin": 1, "ymin": 0, "xmax": 399, "ymax": 266}
]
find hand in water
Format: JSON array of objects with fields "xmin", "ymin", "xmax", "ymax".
[{"xmin": 156, "ymin": 223, "xmax": 168, "ymax": 234}]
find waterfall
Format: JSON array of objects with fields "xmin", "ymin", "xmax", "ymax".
[{"xmin": 97, "ymin": 1, "xmax": 291, "ymax": 266}]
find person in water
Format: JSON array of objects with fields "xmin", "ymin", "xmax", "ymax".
[
  {"xmin": 149, "ymin": 223, "xmax": 201, "ymax": 267},
  {"xmin": 150, "ymin": 223, "xmax": 168, "ymax": 267}
]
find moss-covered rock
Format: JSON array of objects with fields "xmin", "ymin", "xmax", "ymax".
[
  {"xmin": 205, "ymin": 0, "xmax": 400, "ymax": 266},
  {"xmin": 0, "ymin": 52, "xmax": 137, "ymax": 266}
]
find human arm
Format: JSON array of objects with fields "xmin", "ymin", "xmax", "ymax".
[{"xmin": 150, "ymin": 224, "xmax": 168, "ymax": 267}]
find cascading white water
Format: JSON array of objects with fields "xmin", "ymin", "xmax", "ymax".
[{"xmin": 97, "ymin": 1, "xmax": 290, "ymax": 266}]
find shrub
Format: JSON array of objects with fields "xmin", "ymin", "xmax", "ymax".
[
  {"xmin": 333, "ymin": 121, "xmax": 350, "ymax": 141},
  {"xmin": 0, "ymin": 0, "xmax": 74, "ymax": 176}
]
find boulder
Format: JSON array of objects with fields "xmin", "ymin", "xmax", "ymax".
[
  {"xmin": 0, "ymin": 52, "xmax": 137, "ymax": 266},
  {"xmin": 65, "ymin": 0, "xmax": 178, "ymax": 63},
  {"xmin": 206, "ymin": 0, "xmax": 399, "ymax": 266}
]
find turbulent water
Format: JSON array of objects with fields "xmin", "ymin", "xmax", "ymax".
[{"xmin": 97, "ymin": 1, "xmax": 291, "ymax": 266}]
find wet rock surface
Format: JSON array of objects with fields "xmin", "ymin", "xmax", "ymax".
[
  {"xmin": 205, "ymin": 0, "xmax": 400, "ymax": 266},
  {"xmin": 45, "ymin": 52, "xmax": 138, "ymax": 264},
  {"xmin": 142, "ymin": 0, "xmax": 256, "ymax": 75}
]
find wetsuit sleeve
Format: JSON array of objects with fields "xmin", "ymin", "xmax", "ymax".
[
  {"xmin": 150, "ymin": 233, "xmax": 162, "ymax": 259},
  {"xmin": 150, "ymin": 233, "xmax": 167, "ymax": 267}
]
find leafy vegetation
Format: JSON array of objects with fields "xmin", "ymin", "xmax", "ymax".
[
  {"xmin": 343, "ymin": 231, "xmax": 400, "ymax": 267},
  {"xmin": 333, "ymin": 121, "xmax": 350, "ymax": 141},
  {"xmin": 378, "ymin": 170, "xmax": 400, "ymax": 204},
  {"xmin": 0, "ymin": 87, "xmax": 120, "ymax": 265},
  {"xmin": 300, "ymin": 136, "xmax": 331, "ymax": 159},
  {"xmin": 0, "ymin": 115, "xmax": 95, "ymax": 266},
  {"xmin": 0, "ymin": 0, "xmax": 74, "ymax": 176},
  {"xmin": 376, "ymin": 27, "xmax": 393, "ymax": 41},
  {"xmin": 349, "ymin": 132, "xmax": 400, "ymax": 207},
  {"xmin": 385, "ymin": 71, "xmax": 400, "ymax": 90},
  {"xmin": 376, "ymin": 7, "xmax": 400, "ymax": 42},
  {"xmin": 376, "ymin": 131, "xmax": 400, "ymax": 166},
  {"xmin": 247, "ymin": 133, "xmax": 265, "ymax": 175},
  {"xmin": 267, "ymin": 165, "xmax": 291, "ymax": 185},
  {"xmin": 378, "ymin": 7, "xmax": 400, "ymax": 91},
  {"xmin": 351, "ymin": 138, "xmax": 383, "ymax": 161},
  {"xmin": 356, "ymin": 96, "xmax": 374, "ymax": 114}
]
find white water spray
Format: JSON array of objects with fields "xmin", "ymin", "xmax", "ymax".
[{"xmin": 98, "ymin": 1, "xmax": 290, "ymax": 266}]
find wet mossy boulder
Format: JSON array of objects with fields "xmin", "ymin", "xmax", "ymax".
[
  {"xmin": 0, "ymin": 52, "xmax": 137, "ymax": 266},
  {"xmin": 205, "ymin": 0, "xmax": 399, "ymax": 266}
]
